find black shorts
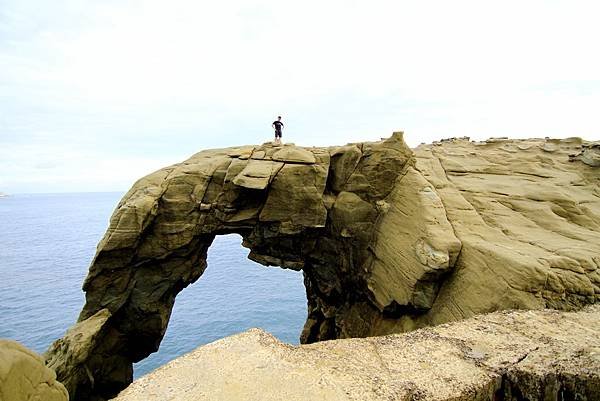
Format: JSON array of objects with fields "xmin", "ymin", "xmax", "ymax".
[{"xmin": 275, "ymin": 130, "xmax": 282, "ymax": 138}]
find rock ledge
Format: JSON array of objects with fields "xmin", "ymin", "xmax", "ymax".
[{"xmin": 114, "ymin": 306, "xmax": 600, "ymax": 401}]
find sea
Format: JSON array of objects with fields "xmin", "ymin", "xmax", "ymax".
[{"xmin": 0, "ymin": 192, "xmax": 307, "ymax": 377}]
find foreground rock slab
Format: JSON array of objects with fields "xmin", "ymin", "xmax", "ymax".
[
  {"xmin": 114, "ymin": 306, "xmax": 600, "ymax": 401},
  {"xmin": 0, "ymin": 339, "xmax": 68, "ymax": 401}
]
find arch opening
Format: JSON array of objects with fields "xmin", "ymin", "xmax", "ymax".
[{"xmin": 133, "ymin": 233, "xmax": 307, "ymax": 377}]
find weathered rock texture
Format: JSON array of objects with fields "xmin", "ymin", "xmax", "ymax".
[
  {"xmin": 0, "ymin": 339, "xmax": 68, "ymax": 401},
  {"xmin": 113, "ymin": 306, "xmax": 600, "ymax": 401},
  {"xmin": 45, "ymin": 134, "xmax": 600, "ymax": 400}
]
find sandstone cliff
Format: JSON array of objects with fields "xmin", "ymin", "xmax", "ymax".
[
  {"xmin": 113, "ymin": 306, "xmax": 600, "ymax": 401},
  {"xmin": 44, "ymin": 134, "xmax": 600, "ymax": 400}
]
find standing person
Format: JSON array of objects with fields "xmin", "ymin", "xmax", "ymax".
[{"xmin": 272, "ymin": 116, "xmax": 284, "ymax": 145}]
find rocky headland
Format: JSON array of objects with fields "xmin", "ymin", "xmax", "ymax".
[{"xmin": 11, "ymin": 133, "xmax": 598, "ymax": 400}]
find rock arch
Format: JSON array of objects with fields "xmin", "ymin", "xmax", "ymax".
[
  {"xmin": 45, "ymin": 134, "xmax": 600, "ymax": 401},
  {"xmin": 45, "ymin": 133, "xmax": 421, "ymax": 400}
]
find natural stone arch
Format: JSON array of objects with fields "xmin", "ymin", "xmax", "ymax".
[
  {"xmin": 45, "ymin": 134, "xmax": 600, "ymax": 401},
  {"xmin": 45, "ymin": 134, "xmax": 422, "ymax": 400}
]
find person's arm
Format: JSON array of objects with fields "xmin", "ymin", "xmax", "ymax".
[{"xmin": 272, "ymin": 122, "xmax": 276, "ymax": 129}]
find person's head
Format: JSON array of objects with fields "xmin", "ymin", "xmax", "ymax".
[{"xmin": 277, "ymin": 116, "xmax": 281, "ymax": 121}]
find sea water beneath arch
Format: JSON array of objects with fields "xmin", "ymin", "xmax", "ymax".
[{"xmin": 0, "ymin": 192, "xmax": 307, "ymax": 377}]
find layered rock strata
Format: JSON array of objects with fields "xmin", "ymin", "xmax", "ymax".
[
  {"xmin": 45, "ymin": 134, "xmax": 600, "ymax": 400},
  {"xmin": 0, "ymin": 339, "xmax": 68, "ymax": 401},
  {"xmin": 113, "ymin": 306, "xmax": 600, "ymax": 401}
]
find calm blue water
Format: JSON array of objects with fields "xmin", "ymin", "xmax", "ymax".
[{"xmin": 0, "ymin": 192, "xmax": 307, "ymax": 377}]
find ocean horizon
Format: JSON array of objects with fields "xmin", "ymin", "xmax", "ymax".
[{"xmin": 0, "ymin": 192, "xmax": 307, "ymax": 377}]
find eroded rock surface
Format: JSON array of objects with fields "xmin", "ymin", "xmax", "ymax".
[
  {"xmin": 0, "ymin": 339, "xmax": 68, "ymax": 401},
  {"xmin": 113, "ymin": 306, "xmax": 600, "ymax": 401},
  {"xmin": 395, "ymin": 137, "xmax": 600, "ymax": 332},
  {"xmin": 45, "ymin": 134, "xmax": 600, "ymax": 400}
]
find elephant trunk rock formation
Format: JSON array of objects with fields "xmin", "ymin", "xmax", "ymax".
[{"xmin": 45, "ymin": 133, "xmax": 600, "ymax": 401}]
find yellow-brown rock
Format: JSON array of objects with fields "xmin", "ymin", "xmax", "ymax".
[
  {"xmin": 0, "ymin": 339, "xmax": 68, "ymax": 401},
  {"xmin": 45, "ymin": 134, "xmax": 599, "ymax": 400},
  {"xmin": 113, "ymin": 306, "xmax": 600, "ymax": 401}
]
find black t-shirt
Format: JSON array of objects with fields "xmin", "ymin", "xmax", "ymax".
[{"xmin": 273, "ymin": 121, "xmax": 284, "ymax": 131}]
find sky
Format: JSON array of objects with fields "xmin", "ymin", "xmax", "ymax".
[{"xmin": 1, "ymin": 0, "xmax": 599, "ymax": 193}]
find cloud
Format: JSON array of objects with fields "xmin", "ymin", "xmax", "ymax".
[
  {"xmin": 0, "ymin": 141, "xmax": 179, "ymax": 193},
  {"xmin": 0, "ymin": 0, "xmax": 599, "ymax": 193},
  {"xmin": 34, "ymin": 161, "xmax": 59, "ymax": 169}
]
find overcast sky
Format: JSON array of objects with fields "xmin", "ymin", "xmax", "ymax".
[{"xmin": 1, "ymin": 0, "xmax": 599, "ymax": 193}]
